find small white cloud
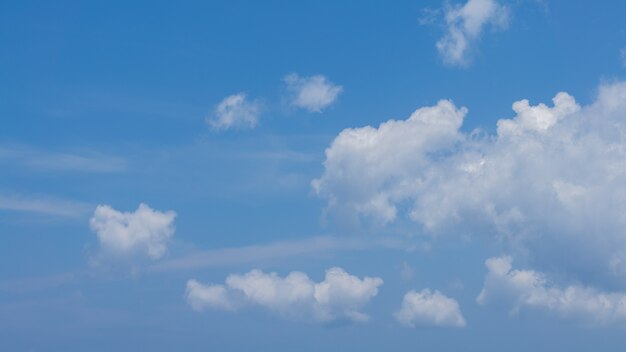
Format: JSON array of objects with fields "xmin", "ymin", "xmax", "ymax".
[
  {"xmin": 208, "ymin": 93, "xmax": 261, "ymax": 130},
  {"xmin": 284, "ymin": 73, "xmax": 343, "ymax": 113},
  {"xmin": 478, "ymin": 256, "xmax": 626, "ymax": 325},
  {"xmin": 89, "ymin": 203, "xmax": 176, "ymax": 259},
  {"xmin": 186, "ymin": 267, "xmax": 383, "ymax": 323},
  {"xmin": 621, "ymin": 48, "xmax": 626, "ymax": 68},
  {"xmin": 395, "ymin": 289, "xmax": 466, "ymax": 327},
  {"xmin": 435, "ymin": 0, "xmax": 509, "ymax": 66}
]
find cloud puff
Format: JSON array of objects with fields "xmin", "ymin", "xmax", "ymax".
[
  {"xmin": 395, "ymin": 289, "xmax": 466, "ymax": 327},
  {"xmin": 621, "ymin": 48, "xmax": 626, "ymax": 68},
  {"xmin": 478, "ymin": 256, "xmax": 626, "ymax": 325},
  {"xmin": 186, "ymin": 267, "xmax": 383, "ymax": 323},
  {"xmin": 208, "ymin": 93, "xmax": 261, "ymax": 130},
  {"xmin": 435, "ymin": 0, "xmax": 509, "ymax": 66},
  {"xmin": 89, "ymin": 203, "xmax": 176, "ymax": 259},
  {"xmin": 284, "ymin": 73, "xmax": 343, "ymax": 113},
  {"xmin": 313, "ymin": 81, "xmax": 626, "ymax": 285}
]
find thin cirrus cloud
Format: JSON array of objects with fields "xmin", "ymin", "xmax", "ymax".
[
  {"xmin": 0, "ymin": 145, "xmax": 126, "ymax": 173},
  {"xmin": 151, "ymin": 236, "xmax": 405, "ymax": 272},
  {"xmin": 89, "ymin": 203, "xmax": 176, "ymax": 259},
  {"xmin": 0, "ymin": 193, "xmax": 91, "ymax": 217},
  {"xmin": 284, "ymin": 73, "xmax": 343, "ymax": 113},
  {"xmin": 313, "ymin": 80, "xmax": 626, "ymax": 288},
  {"xmin": 478, "ymin": 256, "xmax": 626, "ymax": 325},
  {"xmin": 433, "ymin": 0, "xmax": 509, "ymax": 66},
  {"xmin": 186, "ymin": 267, "xmax": 383, "ymax": 323},
  {"xmin": 207, "ymin": 93, "xmax": 262, "ymax": 131},
  {"xmin": 395, "ymin": 289, "xmax": 466, "ymax": 328}
]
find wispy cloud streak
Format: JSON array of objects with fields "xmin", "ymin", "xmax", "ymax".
[{"xmin": 151, "ymin": 236, "xmax": 405, "ymax": 272}]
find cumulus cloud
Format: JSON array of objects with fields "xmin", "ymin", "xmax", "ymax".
[
  {"xmin": 208, "ymin": 93, "xmax": 261, "ymax": 130},
  {"xmin": 395, "ymin": 289, "xmax": 466, "ymax": 327},
  {"xmin": 435, "ymin": 0, "xmax": 509, "ymax": 66},
  {"xmin": 478, "ymin": 256, "xmax": 626, "ymax": 325},
  {"xmin": 284, "ymin": 73, "xmax": 343, "ymax": 113},
  {"xmin": 89, "ymin": 203, "xmax": 176, "ymax": 259},
  {"xmin": 186, "ymin": 267, "xmax": 383, "ymax": 323},
  {"xmin": 313, "ymin": 81, "xmax": 626, "ymax": 285}
]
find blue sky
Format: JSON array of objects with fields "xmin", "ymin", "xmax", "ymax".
[{"xmin": 2, "ymin": 0, "xmax": 626, "ymax": 350}]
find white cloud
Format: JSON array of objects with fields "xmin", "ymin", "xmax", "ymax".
[
  {"xmin": 186, "ymin": 267, "xmax": 383, "ymax": 323},
  {"xmin": 478, "ymin": 256, "xmax": 626, "ymax": 325},
  {"xmin": 313, "ymin": 81, "xmax": 626, "ymax": 285},
  {"xmin": 395, "ymin": 289, "xmax": 466, "ymax": 327},
  {"xmin": 284, "ymin": 73, "xmax": 343, "ymax": 113},
  {"xmin": 621, "ymin": 48, "xmax": 626, "ymax": 67},
  {"xmin": 435, "ymin": 0, "xmax": 509, "ymax": 66},
  {"xmin": 89, "ymin": 203, "xmax": 176, "ymax": 259},
  {"xmin": 208, "ymin": 93, "xmax": 261, "ymax": 130}
]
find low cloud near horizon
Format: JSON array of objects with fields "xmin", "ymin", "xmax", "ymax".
[{"xmin": 186, "ymin": 267, "xmax": 382, "ymax": 323}]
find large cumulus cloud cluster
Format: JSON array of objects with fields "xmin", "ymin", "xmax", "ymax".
[{"xmin": 313, "ymin": 81, "xmax": 626, "ymax": 285}]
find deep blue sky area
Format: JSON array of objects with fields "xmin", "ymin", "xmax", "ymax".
[{"xmin": 2, "ymin": 1, "xmax": 626, "ymax": 351}]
